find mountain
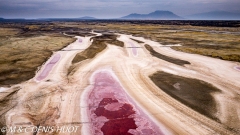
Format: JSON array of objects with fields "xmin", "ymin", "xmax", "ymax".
[
  {"xmin": 78, "ymin": 16, "xmax": 97, "ymax": 20},
  {"xmin": 185, "ymin": 11, "xmax": 240, "ymax": 20},
  {"xmin": 121, "ymin": 10, "xmax": 183, "ymax": 20}
]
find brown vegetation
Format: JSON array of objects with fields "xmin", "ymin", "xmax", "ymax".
[
  {"xmin": 1, "ymin": 21, "xmax": 239, "ymax": 86},
  {"xmin": 0, "ymin": 28, "xmax": 75, "ymax": 86},
  {"xmin": 69, "ymin": 34, "xmax": 124, "ymax": 75},
  {"xmin": 56, "ymin": 21, "xmax": 239, "ymax": 62},
  {"xmin": 72, "ymin": 34, "xmax": 124, "ymax": 64},
  {"xmin": 145, "ymin": 44, "xmax": 190, "ymax": 66},
  {"xmin": 130, "ymin": 38, "xmax": 144, "ymax": 43},
  {"xmin": 149, "ymin": 71, "xmax": 221, "ymax": 122},
  {"xmin": 172, "ymin": 46, "xmax": 240, "ymax": 62}
]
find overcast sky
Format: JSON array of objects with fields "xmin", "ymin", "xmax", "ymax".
[{"xmin": 0, "ymin": 0, "xmax": 240, "ymax": 19}]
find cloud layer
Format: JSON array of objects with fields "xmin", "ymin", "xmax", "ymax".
[{"xmin": 0, "ymin": 0, "xmax": 240, "ymax": 18}]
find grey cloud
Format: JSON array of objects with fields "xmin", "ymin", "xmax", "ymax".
[{"xmin": 0, "ymin": 0, "xmax": 240, "ymax": 18}]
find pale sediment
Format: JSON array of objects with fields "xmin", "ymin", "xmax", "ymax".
[
  {"xmin": 36, "ymin": 53, "xmax": 61, "ymax": 81},
  {"xmin": 129, "ymin": 42, "xmax": 138, "ymax": 56},
  {"xmin": 79, "ymin": 38, "xmax": 82, "ymax": 43},
  {"xmin": 0, "ymin": 87, "xmax": 8, "ymax": 92},
  {"xmin": 1, "ymin": 32, "xmax": 240, "ymax": 135},
  {"xmin": 234, "ymin": 66, "xmax": 240, "ymax": 71}
]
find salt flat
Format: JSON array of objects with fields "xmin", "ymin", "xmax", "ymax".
[{"xmin": 1, "ymin": 32, "xmax": 240, "ymax": 135}]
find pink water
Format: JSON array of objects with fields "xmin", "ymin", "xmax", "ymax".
[
  {"xmin": 129, "ymin": 42, "xmax": 137, "ymax": 56},
  {"xmin": 87, "ymin": 70, "xmax": 164, "ymax": 135},
  {"xmin": 78, "ymin": 38, "xmax": 82, "ymax": 43},
  {"xmin": 36, "ymin": 53, "xmax": 61, "ymax": 81},
  {"xmin": 234, "ymin": 66, "xmax": 240, "ymax": 71}
]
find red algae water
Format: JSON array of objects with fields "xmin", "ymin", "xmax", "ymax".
[
  {"xmin": 87, "ymin": 70, "xmax": 164, "ymax": 135},
  {"xmin": 36, "ymin": 53, "xmax": 61, "ymax": 81}
]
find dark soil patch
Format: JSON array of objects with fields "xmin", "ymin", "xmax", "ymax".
[
  {"xmin": 130, "ymin": 38, "xmax": 144, "ymax": 43},
  {"xmin": 150, "ymin": 71, "xmax": 221, "ymax": 121},
  {"xmin": 145, "ymin": 44, "xmax": 190, "ymax": 66},
  {"xmin": 65, "ymin": 31, "xmax": 96, "ymax": 37},
  {"xmin": 72, "ymin": 34, "xmax": 124, "ymax": 64},
  {"xmin": 70, "ymin": 34, "xmax": 124, "ymax": 75}
]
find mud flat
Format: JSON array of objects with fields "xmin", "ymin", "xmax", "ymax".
[{"xmin": 0, "ymin": 31, "xmax": 239, "ymax": 135}]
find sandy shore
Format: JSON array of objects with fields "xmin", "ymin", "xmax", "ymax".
[{"xmin": 2, "ymin": 33, "xmax": 240, "ymax": 135}]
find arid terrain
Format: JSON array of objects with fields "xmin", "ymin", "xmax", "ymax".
[{"xmin": 0, "ymin": 21, "xmax": 240, "ymax": 135}]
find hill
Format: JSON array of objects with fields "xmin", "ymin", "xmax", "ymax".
[{"xmin": 121, "ymin": 10, "xmax": 183, "ymax": 20}]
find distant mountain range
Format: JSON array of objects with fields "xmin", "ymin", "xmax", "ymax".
[
  {"xmin": 1, "ymin": 10, "xmax": 240, "ymax": 21},
  {"xmin": 78, "ymin": 16, "xmax": 97, "ymax": 20},
  {"xmin": 36, "ymin": 16, "xmax": 97, "ymax": 20},
  {"xmin": 121, "ymin": 10, "xmax": 182, "ymax": 20},
  {"xmin": 0, "ymin": 18, "xmax": 26, "ymax": 22},
  {"xmin": 185, "ymin": 11, "xmax": 240, "ymax": 20},
  {"xmin": 120, "ymin": 10, "xmax": 240, "ymax": 20}
]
